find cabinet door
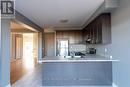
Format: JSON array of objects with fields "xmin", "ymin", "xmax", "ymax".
[
  {"xmin": 83, "ymin": 29, "xmax": 88, "ymax": 41},
  {"xmin": 94, "ymin": 18, "xmax": 102, "ymax": 44},
  {"xmin": 90, "ymin": 21, "xmax": 97, "ymax": 44},
  {"xmin": 94, "ymin": 21, "xmax": 98, "ymax": 44},
  {"xmin": 97, "ymin": 13, "xmax": 111, "ymax": 44},
  {"xmin": 74, "ymin": 31, "xmax": 82, "ymax": 44},
  {"xmin": 102, "ymin": 14, "xmax": 111, "ymax": 44},
  {"xmin": 69, "ymin": 31, "xmax": 75, "ymax": 44},
  {"xmin": 79, "ymin": 31, "xmax": 83, "ymax": 43},
  {"xmin": 89, "ymin": 24, "xmax": 94, "ymax": 44},
  {"xmin": 96, "ymin": 20, "xmax": 102, "ymax": 44},
  {"xmin": 56, "ymin": 31, "xmax": 62, "ymax": 38},
  {"xmin": 85, "ymin": 27, "xmax": 91, "ymax": 44},
  {"xmin": 82, "ymin": 30, "xmax": 86, "ymax": 41},
  {"xmin": 75, "ymin": 31, "xmax": 78, "ymax": 43},
  {"xmin": 63, "ymin": 31, "xmax": 69, "ymax": 39}
]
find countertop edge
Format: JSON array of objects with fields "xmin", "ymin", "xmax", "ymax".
[{"xmin": 42, "ymin": 59, "xmax": 119, "ymax": 62}]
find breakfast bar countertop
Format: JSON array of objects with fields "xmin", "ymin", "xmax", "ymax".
[{"xmin": 42, "ymin": 55, "xmax": 119, "ymax": 62}]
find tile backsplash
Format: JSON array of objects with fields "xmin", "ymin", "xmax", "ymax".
[{"xmin": 69, "ymin": 44, "xmax": 86, "ymax": 52}]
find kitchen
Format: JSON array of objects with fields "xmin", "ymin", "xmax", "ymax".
[
  {"xmin": 44, "ymin": 13, "xmax": 111, "ymax": 57},
  {"xmin": 1, "ymin": 0, "xmax": 130, "ymax": 87},
  {"xmin": 42, "ymin": 13, "xmax": 118, "ymax": 86}
]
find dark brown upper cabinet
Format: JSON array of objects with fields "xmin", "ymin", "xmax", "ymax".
[
  {"xmin": 56, "ymin": 30, "xmax": 83, "ymax": 44},
  {"xmin": 83, "ymin": 13, "xmax": 111, "ymax": 44}
]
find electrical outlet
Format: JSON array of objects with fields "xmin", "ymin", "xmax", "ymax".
[
  {"xmin": 110, "ymin": 55, "xmax": 113, "ymax": 59},
  {"xmin": 105, "ymin": 48, "xmax": 107, "ymax": 52}
]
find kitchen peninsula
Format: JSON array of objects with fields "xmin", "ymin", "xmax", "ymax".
[{"xmin": 42, "ymin": 55, "xmax": 118, "ymax": 86}]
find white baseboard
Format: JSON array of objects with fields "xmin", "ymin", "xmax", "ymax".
[
  {"xmin": 113, "ymin": 82, "xmax": 118, "ymax": 87},
  {"xmin": 5, "ymin": 83, "xmax": 11, "ymax": 87}
]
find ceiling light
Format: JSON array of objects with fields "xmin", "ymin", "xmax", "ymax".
[{"xmin": 60, "ymin": 19, "xmax": 68, "ymax": 23}]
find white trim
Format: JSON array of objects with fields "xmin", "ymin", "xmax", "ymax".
[
  {"xmin": 5, "ymin": 84, "xmax": 11, "ymax": 87},
  {"xmin": 112, "ymin": 82, "xmax": 118, "ymax": 87}
]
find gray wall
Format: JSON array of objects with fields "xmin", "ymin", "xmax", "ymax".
[
  {"xmin": 0, "ymin": 19, "xmax": 11, "ymax": 87},
  {"xmin": 96, "ymin": 0, "xmax": 130, "ymax": 87}
]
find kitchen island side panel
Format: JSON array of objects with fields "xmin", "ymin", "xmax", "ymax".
[{"xmin": 42, "ymin": 62, "xmax": 112, "ymax": 86}]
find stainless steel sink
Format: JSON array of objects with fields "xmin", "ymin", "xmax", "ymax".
[
  {"xmin": 74, "ymin": 56, "xmax": 82, "ymax": 58},
  {"xmin": 64, "ymin": 56, "xmax": 72, "ymax": 58},
  {"xmin": 64, "ymin": 56, "xmax": 82, "ymax": 59}
]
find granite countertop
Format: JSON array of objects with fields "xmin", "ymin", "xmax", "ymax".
[{"xmin": 42, "ymin": 55, "xmax": 119, "ymax": 62}]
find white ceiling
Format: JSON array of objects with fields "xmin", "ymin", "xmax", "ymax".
[{"xmin": 15, "ymin": 0, "xmax": 104, "ymax": 30}]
